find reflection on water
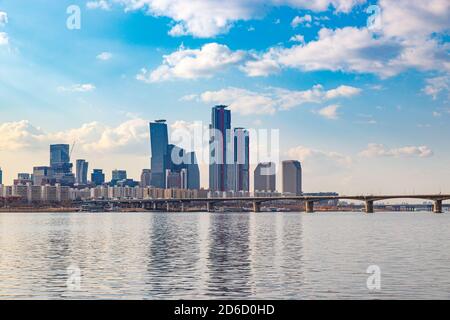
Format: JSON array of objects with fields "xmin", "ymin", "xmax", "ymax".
[{"xmin": 0, "ymin": 212, "xmax": 449, "ymax": 299}]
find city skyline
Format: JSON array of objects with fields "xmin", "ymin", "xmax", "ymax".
[{"xmin": 0, "ymin": 1, "xmax": 449, "ymax": 195}]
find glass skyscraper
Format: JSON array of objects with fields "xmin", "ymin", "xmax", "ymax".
[
  {"xmin": 209, "ymin": 105, "xmax": 231, "ymax": 192},
  {"xmin": 76, "ymin": 159, "xmax": 89, "ymax": 185},
  {"xmin": 232, "ymin": 128, "xmax": 250, "ymax": 192},
  {"xmin": 50, "ymin": 144, "xmax": 75, "ymax": 186},
  {"xmin": 186, "ymin": 152, "xmax": 200, "ymax": 190},
  {"xmin": 282, "ymin": 160, "xmax": 302, "ymax": 196},
  {"xmin": 150, "ymin": 120, "xmax": 169, "ymax": 189},
  {"xmin": 91, "ymin": 169, "xmax": 105, "ymax": 186},
  {"xmin": 254, "ymin": 162, "xmax": 276, "ymax": 192}
]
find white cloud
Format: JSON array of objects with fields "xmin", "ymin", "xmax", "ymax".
[
  {"xmin": 0, "ymin": 121, "xmax": 47, "ymax": 151},
  {"xmin": 324, "ymin": 85, "xmax": 361, "ymax": 99},
  {"xmin": 201, "ymin": 87, "xmax": 277, "ymax": 115},
  {"xmin": 423, "ymin": 76, "xmax": 449, "ymax": 100},
  {"xmin": 57, "ymin": 83, "xmax": 96, "ymax": 92},
  {"xmin": 378, "ymin": 0, "xmax": 449, "ymax": 39},
  {"xmin": 359, "ymin": 143, "xmax": 434, "ymax": 158},
  {"xmin": 289, "ymin": 34, "xmax": 305, "ymax": 43},
  {"xmin": 87, "ymin": 0, "xmax": 111, "ymax": 10},
  {"xmin": 0, "ymin": 119, "xmax": 150, "ymax": 154},
  {"xmin": 243, "ymin": 1, "xmax": 450, "ymax": 78},
  {"xmin": 0, "ymin": 11, "xmax": 7, "ymax": 26},
  {"xmin": 288, "ymin": 145, "xmax": 352, "ymax": 167},
  {"xmin": 317, "ymin": 104, "xmax": 340, "ymax": 119},
  {"xmin": 91, "ymin": 0, "xmax": 365, "ymax": 38},
  {"xmin": 137, "ymin": 43, "xmax": 245, "ymax": 82},
  {"xmin": 197, "ymin": 84, "xmax": 361, "ymax": 115},
  {"xmin": 291, "ymin": 15, "xmax": 312, "ymax": 28},
  {"xmin": 245, "ymin": 27, "xmax": 405, "ymax": 78},
  {"xmin": 96, "ymin": 52, "xmax": 113, "ymax": 61},
  {"xmin": 240, "ymin": 48, "xmax": 281, "ymax": 77}
]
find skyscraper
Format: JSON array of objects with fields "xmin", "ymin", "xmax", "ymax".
[
  {"xmin": 186, "ymin": 152, "xmax": 200, "ymax": 190},
  {"xmin": 150, "ymin": 120, "xmax": 169, "ymax": 189},
  {"xmin": 76, "ymin": 159, "xmax": 89, "ymax": 185},
  {"xmin": 232, "ymin": 128, "xmax": 250, "ymax": 192},
  {"xmin": 50, "ymin": 144, "xmax": 75, "ymax": 186},
  {"xmin": 209, "ymin": 105, "xmax": 231, "ymax": 192},
  {"xmin": 254, "ymin": 162, "xmax": 276, "ymax": 192},
  {"xmin": 140, "ymin": 169, "xmax": 152, "ymax": 187},
  {"xmin": 91, "ymin": 169, "xmax": 105, "ymax": 186},
  {"xmin": 111, "ymin": 170, "xmax": 127, "ymax": 184},
  {"xmin": 282, "ymin": 160, "xmax": 302, "ymax": 196},
  {"xmin": 33, "ymin": 166, "xmax": 53, "ymax": 186},
  {"xmin": 166, "ymin": 170, "xmax": 181, "ymax": 189}
]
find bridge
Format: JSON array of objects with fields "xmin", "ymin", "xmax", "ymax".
[{"xmin": 83, "ymin": 194, "xmax": 450, "ymax": 214}]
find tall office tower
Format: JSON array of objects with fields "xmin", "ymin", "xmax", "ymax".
[
  {"xmin": 166, "ymin": 170, "xmax": 182, "ymax": 189},
  {"xmin": 209, "ymin": 105, "xmax": 231, "ymax": 192},
  {"xmin": 180, "ymin": 168, "xmax": 188, "ymax": 190},
  {"xmin": 112, "ymin": 169, "xmax": 127, "ymax": 182},
  {"xmin": 254, "ymin": 162, "xmax": 276, "ymax": 192},
  {"xmin": 50, "ymin": 144, "xmax": 75, "ymax": 186},
  {"xmin": 282, "ymin": 160, "xmax": 302, "ymax": 196},
  {"xmin": 33, "ymin": 166, "xmax": 53, "ymax": 186},
  {"xmin": 150, "ymin": 120, "xmax": 169, "ymax": 189},
  {"xmin": 0, "ymin": 167, "xmax": 2, "ymax": 185},
  {"xmin": 76, "ymin": 159, "xmax": 89, "ymax": 185},
  {"xmin": 91, "ymin": 169, "xmax": 105, "ymax": 186},
  {"xmin": 140, "ymin": 169, "xmax": 152, "ymax": 187},
  {"xmin": 186, "ymin": 152, "xmax": 200, "ymax": 190},
  {"xmin": 167, "ymin": 144, "xmax": 186, "ymax": 172},
  {"xmin": 232, "ymin": 128, "xmax": 250, "ymax": 192}
]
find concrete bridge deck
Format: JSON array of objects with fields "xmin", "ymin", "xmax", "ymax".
[{"xmin": 84, "ymin": 194, "xmax": 450, "ymax": 214}]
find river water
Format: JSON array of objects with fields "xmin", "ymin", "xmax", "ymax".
[{"xmin": 0, "ymin": 211, "xmax": 449, "ymax": 299}]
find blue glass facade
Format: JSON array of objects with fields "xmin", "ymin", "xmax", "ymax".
[
  {"xmin": 91, "ymin": 169, "xmax": 105, "ymax": 186},
  {"xmin": 209, "ymin": 106, "xmax": 231, "ymax": 192},
  {"xmin": 76, "ymin": 159, "xmax": 89, "ymax": 185},
  {"xmin": 233, "ymin": 128, "xmax": 250, "ymax": 192},
  {"xmin": 150, "ymin": 120, "xmax": 169, "ymax": 188},
  {"xmin": 50, "ymin": 144, "xmax": 75, "ymax": 186}
]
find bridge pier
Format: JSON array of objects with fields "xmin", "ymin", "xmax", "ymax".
[
  {"xmin": 180, "ymin": 202, "xmax": 185, "ymax": 212},
  {"xmin": 253, "ymin": 201, "xmax": 261, "ymax": 213},
  {"xmin": 206, "ymin": 202, "xmax": 213, "ymax": 213},
  {"xmin": 152, "ymin": 202, "xmax": 157, "ymax": 211},
  {"xmin": 166, "ymin": 202, "xmax": 170, "ymax": 212},
  {"xmin": 305, "ymin": 201, "xmax": 314, "ymax": 213},
  {"xmin": 365, "ymin": 200, "xmax": 374, "ymax": 214},
  {"xmin": 434, "ymin": 200, "xmax": 443, "ymax": 214}
]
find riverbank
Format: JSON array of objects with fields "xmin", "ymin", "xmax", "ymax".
[{"xmin": 0, "ymin": 207, "xmax": 79, "ymax": 213}]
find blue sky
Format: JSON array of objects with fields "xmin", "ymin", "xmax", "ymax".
[{"xmin": 0, "ymin": 0, "xmax": 449, "ymax": 194}]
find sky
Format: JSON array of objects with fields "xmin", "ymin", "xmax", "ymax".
[{"xmin": 0, "ymin": 0, "xmax": 449, "ymax": 194}]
